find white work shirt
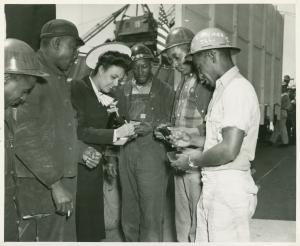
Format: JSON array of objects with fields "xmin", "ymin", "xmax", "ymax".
[{"xmin": 203, "ymin": 66, "xmax": 260, "ymax": 171}]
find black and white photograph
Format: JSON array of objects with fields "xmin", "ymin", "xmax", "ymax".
[{"xmin": 1, "ymin": 1, "xmax": 297, "ymax": 244}]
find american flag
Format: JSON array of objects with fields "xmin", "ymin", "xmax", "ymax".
[{"xmin": 157, "ymin": 4, "xmax": 170, "ymax": 54}]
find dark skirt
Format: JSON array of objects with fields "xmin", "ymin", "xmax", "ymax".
[{"xmin": 76, "ymin": 162, "xmax": 105, "ymax": 242}]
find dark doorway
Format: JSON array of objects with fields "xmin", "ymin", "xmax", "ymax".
[{"xmin": 5, "ymin": 4, "xmax": 55, "ymax": 50}]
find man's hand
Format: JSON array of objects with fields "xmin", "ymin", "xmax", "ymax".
[
  {"xmin": 169, "ymin": 153, "xmax": 190, "ymax": 171},
  {"xmin": 82, "ymin": 146, "xmax": 102, "ymax": 169},
  {"xmin": 168, "ymin": 127, "xmax": 205, "ymax": 148},
  {"xmin": 168, "ymin": 127, "xmax": 192, "ymax": 148},
  {"xmin": 170, "ymin": 149, "xmax": 202, "ymax": 171},
  {"xmin": 104, "ymin": 162, "xmax": 118, "ymax": 184},
  {"xmin": 154, "ymin": 123, "xmax": 172, "ymax": 140},
  {"xmin": 134, "ymin": 122, "xmax": 153, "ymax": 136},
  {"xmin": 51, "ymin": 180, "xmax": 73, "ymax": 217}
]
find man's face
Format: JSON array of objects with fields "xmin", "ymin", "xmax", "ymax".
[
  {"xmin": 132, "ymin": 59, "xmax": 152, "ymax": 85},
  {"xmin": 4, "ymin": 74, "xmax": 36, "ymax": 108},
  {"xmin": 167, "ymin": 46, "xmax": 190, "ymax": 74},
  {"xmin": 55, "ymin": 36, "xmax": 79, "ymax": 72},
  {"xmin": 192, "ymin": 51, "xmax": 216, "ymax": 87}
]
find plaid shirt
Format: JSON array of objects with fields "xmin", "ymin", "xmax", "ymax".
[{"xmin": 173, "ymin": 74, "xmax": 211, "ymax": 131}]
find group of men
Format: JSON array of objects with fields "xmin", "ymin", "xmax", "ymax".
[
  {"xmin": 4, "ymin": 17, "xmax": 260, "ymax": 242},
  {"xmin": 269, "ymin": 75, "xmax": 296, "ymax": 146}
]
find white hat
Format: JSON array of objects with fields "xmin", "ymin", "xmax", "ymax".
[{"xmin": 85, "ymin": 42, "xmax": 131, "ymax": 69}]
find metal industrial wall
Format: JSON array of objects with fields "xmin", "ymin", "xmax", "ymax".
[{"xmin": 175, "ymin": 4, "xmax": 284, "ymax": 124}]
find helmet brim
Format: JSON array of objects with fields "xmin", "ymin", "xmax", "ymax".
[
  {"xmin": 158, "ymin": 41, "xmax": 191, "ymax": 56},
  {"xmin": 185, "ymin": 46, "xmax": 241, "ymax": 60},
  {"xmin": 86, "ymin": 42, "xmax": 131, "ymax": 69}
]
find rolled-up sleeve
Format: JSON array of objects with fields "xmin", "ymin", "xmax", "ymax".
[{"xmin": 221, "ymin": 81, "xmax": 255, "ymax": 134}]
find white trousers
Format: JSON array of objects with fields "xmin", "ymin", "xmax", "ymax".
[{"xmin": 195, "ymin": 169, "xmax": 258, "ymax": 242}]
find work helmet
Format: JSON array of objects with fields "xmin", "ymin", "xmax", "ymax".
[
  {"xmin": 131, "ymin": 43, "xmax": 154, "ymax": 62},
  {"xmin": 5, "ymin": 38, "xmax": 48, "ymax": 78},
  {"xmin": 186, "ymin": 27, "xmax": 240, "ymax": 58},
  {"xmin": 161, "ymin": 27, "xmax": 194, "ymax": 53}
]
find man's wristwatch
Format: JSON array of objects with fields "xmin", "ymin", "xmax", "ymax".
[{"xmin": 188, "ymin": 155, "xmax": 197, "ymax": 168}]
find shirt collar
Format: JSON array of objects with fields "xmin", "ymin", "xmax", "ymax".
[
  {"xmin": 132, "ymin": 77, "xmax": 153, "ymax": 88},
  {"xmin": 89, "ymin": 76, "xmax": 115, "ymax": 106},
  {"xmin": 216, "ymin": 66, "xmax": 239, "ymax": 89},
  {"xmin": 89, "ymin": 76, "xmax": 101, "ymax": 95}
]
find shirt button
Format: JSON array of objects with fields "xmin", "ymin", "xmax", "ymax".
[
  {"xmin": 68, "ymin": 147, "xmax": 73, "ymax": 151},
  {"xmin": 67, "ymin": 122, "xmax": 72, "ymax": 127},
  {"xmin": 177, "ymin": 114, "xmax": 180, "ymax": 117},
  {"xmin": 151, "ymin": 107, "xmax": 154, "ymax": 110}
]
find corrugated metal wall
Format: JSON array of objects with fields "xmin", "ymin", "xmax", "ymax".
[{"xmin": 176, "ymin": 4, "xmax": 284, "ymax": 124}]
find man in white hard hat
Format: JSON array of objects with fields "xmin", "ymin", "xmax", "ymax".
[{"xmin": 170, "ymin": 27, "xmax": 260, "ymax": 242}]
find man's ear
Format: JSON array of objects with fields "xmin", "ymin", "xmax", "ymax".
[
  {"xmin": 50, "ymin": 37, "xmax": 61, "ymax": 51},
  {"xmin": 208, "ymin": 49, "xmax": 217, "ymax": 63}
]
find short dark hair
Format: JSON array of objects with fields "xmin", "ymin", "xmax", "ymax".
[{"xmin": 92, "ymin": 51, "xmax": 132, "ymax": 76}]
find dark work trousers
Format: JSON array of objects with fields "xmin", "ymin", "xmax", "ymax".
[
  {"xmin": 76, "ymin": 161, "xmax": 105, "ymax": 241},
  {"xmin": 17, "ymin": 177, "xmax": 77, "ymax": 241},
  {"xmin": 118, "ymin": 93, "xmax": 169, "ymax": 242},
  {"xmin": 4, "ymin": 174, "xmax": 19, "ymax": 241}
]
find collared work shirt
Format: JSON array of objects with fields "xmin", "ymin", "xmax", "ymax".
[
  {"xmin": 175, "ymin": 75, "xmax": 204, "ymax": 128},
  {"xmin": 172, "ymin": 74, "xmax": 212, "ymax": 134},
  {"xmin": 203, "ymin": 66, "xmax": 260, "ymax": 171}
]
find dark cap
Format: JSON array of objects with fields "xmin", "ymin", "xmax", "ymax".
[
  {"xmin": 40, "ymin": 19, "xmax": 84, "ymax": 46},
  {"xmin": 131, "ymin": 43, "xmax": 154, "ymax": 62}
]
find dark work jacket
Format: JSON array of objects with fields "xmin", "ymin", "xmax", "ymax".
[
  {"xmin": 4, "ymin": 108, "xmax": 19, "ymax": 241},
  {"xmin": 13, "ymin": 50, "xmax": 82, "ymax": 188}
]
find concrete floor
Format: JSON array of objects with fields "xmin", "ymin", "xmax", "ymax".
[{"xmin": 102, "ymin": 142, "xmax": 297, "ymax": 242}]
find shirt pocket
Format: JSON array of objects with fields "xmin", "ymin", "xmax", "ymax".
[{"xmin": 207, "ymin": 106, "xmax": 223, "ymax": 143}]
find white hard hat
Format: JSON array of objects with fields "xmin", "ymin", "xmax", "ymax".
[{"xmin": 186, "ymin": 27, "xmax": 240, "ymax": 59}]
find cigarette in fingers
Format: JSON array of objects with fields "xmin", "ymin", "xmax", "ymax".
[{"xmin": 67, "ymin": 210, "xmax": 71, "ymax": 218}]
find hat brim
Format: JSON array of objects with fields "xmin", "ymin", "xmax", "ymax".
[
  {"xmin": 6, "ymin": 70, "xmax": 49, "ymax": 78},
  {"xmin": 157, "ymin": 41, "xmax": 191, "ymax": 56},
  {"xmin": 86, "ymin": 42, "xmax": 131, "ymax": 69},
  {"xmin": 185, "ymin": 46, "xmax": 241, "ymax": 60},
  {"xmin": 76, "ymin": 37, "xmax": 85, "ymax": 46}
]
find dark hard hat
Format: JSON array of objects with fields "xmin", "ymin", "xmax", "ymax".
[
  {"xmin": 131, "ymin": 43, "xmax": 154, "ymax": 62},
  {"xmin": 161, "ymin": 27, "xmax": 195, "ymax": 53},
  {"xmin": 40, "ymin": 19, "xmax": 84, "ymax": 46},
  {"xmin": 5, "ymin": 38, "xmax": 48, "ymax": 78}
]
